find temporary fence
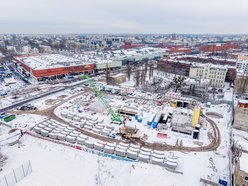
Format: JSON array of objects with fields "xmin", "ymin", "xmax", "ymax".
[
  {"xmin": 0, "ymin": 160, "xmax": 32, "ymax": 186},
  {"xmin": 25, "ymin": 131, "xmax": 181, "ymax": 171},
  {"xmin": 26, "ymin": 131, "xmax": 136, "ymax": 163}
]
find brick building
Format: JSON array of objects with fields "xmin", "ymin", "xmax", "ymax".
[
  {"xmin": 176, "ymin": 56, "xmax": 237, "ymax": 82},
  {"xmin": 157, "ymin": 56, "xmax": 236, "ymax": 82},
  {"xmin": 157, "ymin": 60, "xmax": 191, "ymax": 76},
  {"xmin": 199, "ymin": 41, "xmax": 239, "ymax": 53},
  {"xmin": 167, "ymin": 47, "xmax": 191, "ymax": 55}
]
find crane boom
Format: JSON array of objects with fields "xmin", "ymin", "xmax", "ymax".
[{"xmin": 83, "ymin": 75, "xmax": 122, "ymax": 123}]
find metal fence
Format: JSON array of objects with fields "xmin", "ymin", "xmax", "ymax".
[{"xmin": 0, "ymin": 160, "xmax": 32, "ymax": 186}]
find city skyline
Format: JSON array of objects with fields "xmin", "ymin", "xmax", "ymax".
[{"xmin": 0, "ymin": 0, "xmax": 248, "ymax": 34}]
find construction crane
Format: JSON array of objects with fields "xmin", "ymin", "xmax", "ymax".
[{"xmin": 83, "ymin": 75, "xmax": 122, "ymax": 123}]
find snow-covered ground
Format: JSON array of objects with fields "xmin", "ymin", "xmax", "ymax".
[
  {"xmin": 0, "ymin": 113, "xmax": 47, "ymax": 132},
  {"xmin": 30, "ymin": 90, "xmax": 74, "ymax": 110},
  {"xmin": 0, "ymin": 78, "xmax": 26, "ymax": 94},
  {"xmin": 54, "ymin": 91, "xmax": 214, "ymax": 147},
  {"xmin": 233, "ymin": 129, "xmax": 248, "ymax": 152},
  {"xmin": 0, "ymin": 71, "xmax": 235, "ymax": 186},
  {"xmin": 201, "ymin": 103, "xmax": 233, "ymax": 182},
  {"xmin": 4, "ymin": 114, "xmax": 48, "ymax": 130},
  {"xmin": 0, "ymin": 79, "xmax": 53, "ymax": 109},
  {"xmin": 207, "ymin": 83, "xmax": 233, "ymax": 102},
  {"xmin": 0, "ymin": 135, "xmax": 228, "ymax": 186},
  {"xmin": 0, "ymin": 101, "xmax": 233, "ymax": 186},
  {"xmin": 0, "ymin": 129, "xmax": 21, "ymax": 146}
]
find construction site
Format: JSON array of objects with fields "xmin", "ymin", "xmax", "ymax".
[
  {"xmin": 7, "ymin": 39, "xmax": 248, "ymax": 186},
  {"xmin": 1, "ymin": 0, "xmax": 248, "ymax": 183},
  {"xmin": 0, "ymin": 60, "xmax": 235, "ymax": 186}
]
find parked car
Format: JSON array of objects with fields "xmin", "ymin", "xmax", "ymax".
[
  {"xmin": 0, "ymin": 112, "xmax": 8, "ymax": 119},
  {"xmin": 18, "ymin": 104, "xmax": 37, "ymax": 111},
  {"xmin": 0, "ymin": 92, "xmax": 7, "ymax": 96}
]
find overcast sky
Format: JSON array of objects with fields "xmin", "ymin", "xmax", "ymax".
[{"xmin": 0, "ymin": 0, "xmax": 247, "ymax": 34}]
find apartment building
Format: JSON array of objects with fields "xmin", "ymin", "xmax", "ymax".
[
  {"xmin": 189, "ymin": 63, "xmax": 227, "ymax": 88},
  {"xmin": 237, "ymin": 59, "xmax": 248, "ymax": 74}
]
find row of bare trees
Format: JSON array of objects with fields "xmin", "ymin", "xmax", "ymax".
[
  {"xmin": 133, "ymin": 62, "xmax": 154, "ymax": 87},
  {"xmin": 104, "ymin": 61, "xmax": 155, "ymax": 87}
]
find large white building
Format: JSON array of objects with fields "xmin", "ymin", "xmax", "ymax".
[
  {"xmin": 73, "ymin": 47, "xmax": 164, "ymax": 70},
  {"xmin": 189, "ymin": 63, "xmax": 227, "ymax": 88},
  {"xmin": 237, "ymin": 59, "xmax": 248, "ymax": 74}
]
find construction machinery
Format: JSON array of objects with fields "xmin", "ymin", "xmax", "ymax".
[
  {"xmin": 83, "ymin": 75, "xmax": 122, "ymax": 123},
  {"xmin": 118, "ymin": 126, "xmax": 139, "ymax": 140}
]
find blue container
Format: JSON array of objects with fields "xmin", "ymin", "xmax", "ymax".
[
  {"xmin": 67, "ymin": 75, "xmax": 74, "ymax": 79},
  {"xmin": 218, "ymin": 179, "xmax": 227, "ymax": 186},
  {"xmin": 152, "ymin": 122, "xmax": 158, "ymax": 128},
  {"xmin": 138, "ymin": 118, "xmax": 142, "ymax": 123},
  {"xmin": 147, "ymin": 114, "xmax": 156, "ymax": 125},
  {"xmin": 135, "ymin": 114, "xmax": 138, "ymax": 120}
]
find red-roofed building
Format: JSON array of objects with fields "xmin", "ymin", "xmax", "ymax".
[{"xmin": 199, "ymin": 41, "xmax": 239, "ymax": 53}]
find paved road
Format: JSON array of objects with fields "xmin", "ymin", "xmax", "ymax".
[
  {"xmin": 0, "ymin": 61, "xmax": 149, "ymax": 113},
  {"xmin": 0, "ymin": 80, "xmax": 87, "ymax": 113}
]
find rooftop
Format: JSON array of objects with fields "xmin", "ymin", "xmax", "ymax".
[
  {"xmin": 191, "ymin": 63, "xmax": 228, "ymax": 70},
  {"xmin": 162, "ymin": 56, "xmax": 234, "ymax": 69},
  {"xmin": 73, "ymin": 47, "xmax": 164, "ymax": 64},
  {"xmin": 14, "ymin": 54, "xmax": 91, "ymax": 70},
  {"xmin": 240, "ymin": 152, "xmax": 248, "ymax": 173},
  {"xmin": 176, "ymin": 55, "xmax": 237, "ymax": 63}
]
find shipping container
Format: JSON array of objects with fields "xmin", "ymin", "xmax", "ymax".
[{"xmin": 3, "ymin": 114, "xmax": 16, "ymax": 122}]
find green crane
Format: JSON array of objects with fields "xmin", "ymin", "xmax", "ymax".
[{"xmin": 83, "ymin": 75, "xmax": 122, "ymax": 123}]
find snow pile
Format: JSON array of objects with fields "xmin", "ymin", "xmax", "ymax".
[
  {"xmin": 88, "ymin": 100, "xmax": 105, "ymax": 113},
  {"xmin": 233, "ymin": 129, "xmax": 248, "ymax": 152},
  {"xmin": 0, "ymin": 130, "xmax": 21, "ymax": 146},
  {"xmin": 6, "ymin": 114, "xmax": 47, "ymax": 130}
]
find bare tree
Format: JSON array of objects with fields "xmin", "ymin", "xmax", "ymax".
[
  {"xmin": 135, "ymin": 69, "xmax": 140, "ymax": 87},
  {"xmin": 106, "ymin": 64, "xmax": 110, "ymax": 85},
  {"xmin": 149, "ymin": 64, "xmax": 154, "ymax": 79},
  {"xmin": 149, "ymin": 65, "xmax": 151, "ymax": 79},
  {"xmin": 140, "ymin": 68, "xmax": 146, "ymax": 85},
  {"xmin": 151, "ymin": 65, "xmax": 154, "ymax": 77},
  {"xmin": 127, "ymin": 62, "xmax": 132, "ymax": 81},
  {"xmin": 144, "ymin": 61, "xmax": 148, "ymax": 76}
]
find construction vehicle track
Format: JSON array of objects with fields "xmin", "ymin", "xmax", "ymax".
[{"xmin": 11, "ymin": 92, "xmax": 221, "ymax": 152}]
